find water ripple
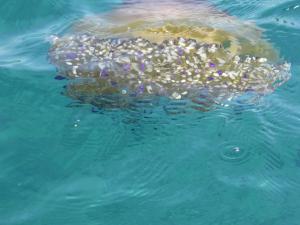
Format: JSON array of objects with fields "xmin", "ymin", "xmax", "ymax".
[{"xmin": 1, "ymin": 0, "xmax": 300, "ymax": 225}]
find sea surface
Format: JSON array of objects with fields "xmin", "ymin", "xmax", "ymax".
[{"xmin": 0, "ymin": 0, "xmax": 300, "ymax": 224}]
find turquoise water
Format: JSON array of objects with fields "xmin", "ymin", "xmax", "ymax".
[{"xmin": 1, "ymin": 0, "xmax": 300, "ymax": 224}]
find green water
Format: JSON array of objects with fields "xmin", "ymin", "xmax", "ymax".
[{"xmin": 1, "ymin": 0, "xmax": 300, "ymax": 224}]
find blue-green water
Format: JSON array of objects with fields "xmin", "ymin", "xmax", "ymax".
[{"xmin": 1, "ymin": 0, "xmax": 300, "ymax": 224}]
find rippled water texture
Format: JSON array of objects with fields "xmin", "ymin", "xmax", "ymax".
[{"xmin": 0, "ymin": 0, "xmax": 300, "ymax": 225}]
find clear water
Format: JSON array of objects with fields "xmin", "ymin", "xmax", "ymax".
[{"xmin": 0, "ymin": 0, "xmax": 300, "ymax": 224}]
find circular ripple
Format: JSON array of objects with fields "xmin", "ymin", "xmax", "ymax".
[{"xmin": 219, "ymin": 143, "xmax": 251, "ymax": 164}]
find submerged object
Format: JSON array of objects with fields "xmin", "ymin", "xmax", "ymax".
[
  {"xmin": 49, "ymin": 35, "xmax": 290, "ymax": 105},
  {"xmin": 48, "ymin": 1, "xmax": 291, "ymax": 110}
]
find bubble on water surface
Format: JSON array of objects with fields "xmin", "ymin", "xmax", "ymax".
[{"xmin": 219, "ymin": 144, "xmax": 251, "ymax": 164}]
